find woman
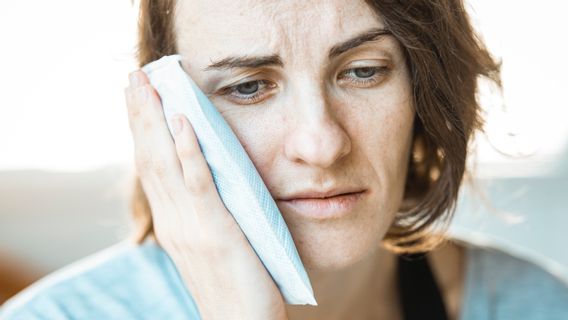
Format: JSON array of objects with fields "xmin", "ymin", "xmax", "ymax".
[{"xmin": 2, "ymin": 0, "xmax": 567, "ymax": 319}]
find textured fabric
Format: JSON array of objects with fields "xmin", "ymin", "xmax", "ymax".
[
  {"xmin": 140, "ymin": 55, "xmax": 315, "ymax": 305},
  {"xmin": 0, "ymin": 240, "xmax": 200, "ymax": 320},
  {"xmin": 460, "ymin": 244, "xmax": 568, "ymax": 320},
  {"xmin": 2, "ymin": 239, "xmax": 567, "ymax": 320}
]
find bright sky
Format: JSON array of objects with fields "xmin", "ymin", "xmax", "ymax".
[{"xmin": 1, "ymin": 0, "xmax": 567, "ymax": 176}]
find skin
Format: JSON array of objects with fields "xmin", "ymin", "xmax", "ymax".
[
  {"xmin": 125, "ymin": 0, "xmax": 466, "ymax": 318},
  {"xmin": 174, "ymin": 0, "xmax": 413, "ymax": 270}
]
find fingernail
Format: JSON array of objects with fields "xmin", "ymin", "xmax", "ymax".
[
  {"xmin": 129, "ymin": 71, "xmax": 141, "ymax": 87},
  {"xmin": 172, "ymin": 116, "xmax": 183, "ymax": 135}
]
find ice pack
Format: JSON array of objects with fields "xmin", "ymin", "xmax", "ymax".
[{"xmin": 141, "ymin": 54, "xmax": 316, "ymax": 305}]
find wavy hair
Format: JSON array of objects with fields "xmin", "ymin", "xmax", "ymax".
[{"xmin": 127, "ymin": 0, "xmax": 501, "ymax": 253}]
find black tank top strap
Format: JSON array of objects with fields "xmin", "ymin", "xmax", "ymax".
[{"xmin": 397, "ymin": 252, "xmax": 449, "ymax": 320}]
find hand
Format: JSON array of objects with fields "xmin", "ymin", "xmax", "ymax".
[{"xmin": 123, "ymin": 70, "xmax": 288, "ymax": 320}]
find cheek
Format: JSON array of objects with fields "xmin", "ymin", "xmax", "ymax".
[
  {"xmin": 342, "ymin": 82, "xmax": 414, "ymax": 175},
  {"xmin": 212, "ymin": 103, "xmax": 281, "ymax": 184},
  {"xmin": 337, "ymin": 74, "xmax": 415, "ymax": 217}
]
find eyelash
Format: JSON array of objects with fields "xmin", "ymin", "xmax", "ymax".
[
  {"xmin": 338, "ymin": 66, "xmax": 390, "ymax": 86},
  {"xmin": 220, "ymin": 66, "xmax": 390, "ymax": 105},
  {"xmin": 219, "ymin": 80, "xmax": 276, "ymax": 104}
]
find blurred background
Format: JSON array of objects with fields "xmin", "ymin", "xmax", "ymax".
[{"xmin": 1, "ymin": 0, "xmax": 567, "ymax": 305}]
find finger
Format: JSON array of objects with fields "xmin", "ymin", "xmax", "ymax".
[
  {"xmin": 125, "ymin": 70, "xmax": 229, "ymax": 226},
  {"xmin": 124, "ymin": 71, "xmax": 185, "ymax": 199},
  {"xmin": 123, "ymin": 85, "xmax": 143, "ymax": 133},
  {"xmin": 170, "ymin": 113, "xmax": 229, "ymax": 221}
]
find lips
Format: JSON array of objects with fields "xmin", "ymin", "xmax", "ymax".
[
  {"xmin": 277, "ymin": 190, "xmax": 367, "ymax": 220},
  {"xmin": 278, "ymin": 188, "xmax": 366, "ymax": 201}
]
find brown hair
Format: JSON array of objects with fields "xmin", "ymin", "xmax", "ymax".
[{"xmin": 127, "ymin": 0, "xmax": 501, "ymax": 253}]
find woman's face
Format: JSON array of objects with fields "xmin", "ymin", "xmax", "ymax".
[{"xmin": 173, "ymin": 0, "xmax": 415, "ymax": 271}]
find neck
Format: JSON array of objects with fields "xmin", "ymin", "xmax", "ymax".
[{"xmin": 286, "ymin": 245, "xmax": 401, "ymax": 320}]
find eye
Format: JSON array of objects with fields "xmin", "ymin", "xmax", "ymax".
[
  {"xmin": 219, "ymin": 79, "xmax": 277, "ymax": 105},
  {"xmin": 218, "ymin": 66, "xmax": 389, "ymax": 105},
  {"xmin": 338, "ymin": 66, "xmax": 390, "ymax": 87}
]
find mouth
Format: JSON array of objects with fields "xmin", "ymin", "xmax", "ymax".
[{"xmin": 277, "ymin": 190, "xmax": 367, "ymax": 221}]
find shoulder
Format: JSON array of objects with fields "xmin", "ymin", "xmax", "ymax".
[
  {"xmin": 461, "ymin": 242, "xmax": 568, "ymax": 320},
  {"xmin": 0, "ymin": 239, "xmax": 200, "ymax": 319}
]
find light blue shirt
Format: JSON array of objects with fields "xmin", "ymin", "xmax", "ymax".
[{"xmin": 2, "ymin": 238, "xmax": 567, "ymax": 319}]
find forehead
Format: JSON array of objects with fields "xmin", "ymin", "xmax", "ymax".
[{"xmin": 173, "ymin": 0, "xmax": 384, "ymax": 70}]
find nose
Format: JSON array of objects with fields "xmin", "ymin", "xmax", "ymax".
[{"xmin": 284, "ymin": 80, "xmax": 352, "ymax": 168}]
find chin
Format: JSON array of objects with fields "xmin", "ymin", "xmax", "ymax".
[{"xmin": 287, "ymin": 215, "xmax": 388, "ymax": 272}]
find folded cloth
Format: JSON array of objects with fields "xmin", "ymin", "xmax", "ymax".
[{"xmin": 141, "ymin": 54, "xmax": 316, "ymax": 305}]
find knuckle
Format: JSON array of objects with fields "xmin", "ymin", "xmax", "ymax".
[
  {"xmin": 134, "ymin": 148, "xmax": 153, "ymax": 173},
  {"xmin": 142, "ymin": 117, "xmax": 153, "ymax": 131},
  {"xmin": 153, "ymin": 157, "xmax": 170, "ymax": 180},
  {"xmin": 135, "ymin": 149, "xmax": 173, "ymax": 182},
  {"xmin": 185, "ymin": 171, "xmax": 211, "ymax": 194},
  {"xmin": 135, "ymin": 149, "xmax": 171, "ymax": 182},
  {"xmin": 129, "ymin": 106, "xmax": 141, "ymax": 119},
  {"xmin": 127, "ymin": 95, "xmax": 142, "ymax": 118},
  {"xmin": 177, "ymin": 143, "xmax": 199, "ymax": 159},
  {"xmin": 124, "ymin": 88, "xmax": 143, "ymax": 115}
]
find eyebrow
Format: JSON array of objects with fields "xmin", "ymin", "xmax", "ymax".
[{"xmin": 203, "ymin": 27, "xmax": 392, "ymax": 71}]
